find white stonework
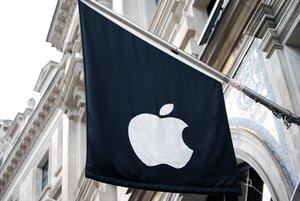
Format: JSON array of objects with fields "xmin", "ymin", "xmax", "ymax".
[{"xmin": 0, "ymin": 0, "xmax": 300, "ymax": 201}]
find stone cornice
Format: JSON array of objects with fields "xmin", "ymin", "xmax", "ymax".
[
  {"xmin": 61, "ymin": 52, "xmax": 85, "ymax": 121},
  {"xmin": 259, "ymin": 29, "xmax": 283, "ymax": 58},
  {"xmin": 244, "ymin": 3, "xmax": 276, "ymax": 38},
  {"xmin": 47, "ymin": 0, "xmax": 77, "ymax": 51},
  {"xmin": 244, "ymin": 0, "xmax": 300, "ymax": 58},
  {"xmin": 244, "ymin": 1, "xmax": 280, "ymax": 58},
  {"xmin": 0, "ymin": 69, "xmax": 64, "ymax": 199},
  {"xmin": 274, "ymin": 0, "xmax": 300, "ymax": 47}
]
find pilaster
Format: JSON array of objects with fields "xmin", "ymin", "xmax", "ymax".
[
  {"xmin": 265, "ymin": 49, "xmax": 300, "ymax": 183},
  {"xmin": 61, "ymin": 114, "xmax": 77, "ymax": 201}
]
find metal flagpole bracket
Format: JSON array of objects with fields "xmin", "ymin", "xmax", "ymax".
[{"xmin": 228, "ymin": 79, "xmax": 300, "ymax": 129}]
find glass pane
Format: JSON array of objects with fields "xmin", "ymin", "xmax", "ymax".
[{"xmin": 42, "ymin": 160, "xmax": 48, "ymax": 190}]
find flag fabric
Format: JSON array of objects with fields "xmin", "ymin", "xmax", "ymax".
[{"xmin": 79, "ymin": 0, "xmax": 241, "ymax": 195}]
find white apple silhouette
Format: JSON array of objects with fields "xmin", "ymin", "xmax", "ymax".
[{"xmin": 128, "ymin": 103, "xmax": 193, "ymax": 169}]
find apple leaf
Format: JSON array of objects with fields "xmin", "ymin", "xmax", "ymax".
[{"xmin": 159, "ymin": 103, "xmax": 174, "ymax": 116}]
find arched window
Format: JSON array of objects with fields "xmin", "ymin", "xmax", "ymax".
[{"xmin": 231, "ymin": 128, "xmax": 292, "ymax": 201}]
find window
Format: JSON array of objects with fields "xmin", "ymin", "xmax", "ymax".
[
  {"xmin": 207, "ymin": 0, "xmax": 217, "ymax": 16},
  {"xmin": 237, "ymin": 163, "xmax": 272, "ymax": 201},
  {"xmin": 41, "ymin": 160, "xmax": 49, "ymax": 190},
  {"xmin": 198, "ymin": 0, "xmax": 225, "ymax": 45},
  {"xmin": 37, "ymin": 150, "xmax": 49, "ymax": 196}
]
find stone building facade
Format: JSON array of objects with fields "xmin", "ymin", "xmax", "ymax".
[{"xmin": 0, "ymin": 0, "xmax": 299, "ymax": 200}]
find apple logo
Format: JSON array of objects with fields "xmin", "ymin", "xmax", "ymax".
[{"xmin": 128, "ymin": 103, "xmax": 193, "ymax": 169}]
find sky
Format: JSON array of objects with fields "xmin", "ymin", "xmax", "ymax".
[{"xmin": 0, "ymin": 0, "xmax": 62, "ymax": 120}]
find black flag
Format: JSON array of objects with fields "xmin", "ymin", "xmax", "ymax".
[{"xmin": 79, "ymin": 0, "xmax": 241, "ymax": 195}]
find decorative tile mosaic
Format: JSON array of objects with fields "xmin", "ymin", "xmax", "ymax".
[{"xmin": 224, "ymin": 39, "xmax": 296, "ymax": 187}]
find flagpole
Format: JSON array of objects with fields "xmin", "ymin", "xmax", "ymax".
[{"xmin": 80, "ymin": 0, "xmax": 300, "ymax": 128}]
